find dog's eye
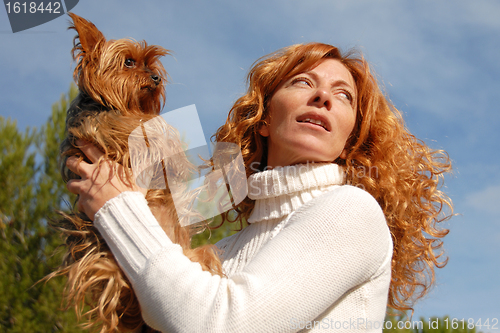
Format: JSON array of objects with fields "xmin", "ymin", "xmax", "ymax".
[{"xmin": 125, "ymin": 58, "xmax": 136, "ymax": 68}]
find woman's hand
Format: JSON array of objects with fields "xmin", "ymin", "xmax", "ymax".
[{"xmin": 66, "ymin": 140, "xmax": 147, "ymax": 221}]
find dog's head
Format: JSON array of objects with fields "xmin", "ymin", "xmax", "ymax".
[{"xmin": 68, "ymin": 13, "xmax": 168, "ymax": 115}]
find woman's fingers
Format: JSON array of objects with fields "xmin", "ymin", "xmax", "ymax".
[
  {"xmin": 66, "ymin": 140, "xmax": 103, "ymax": 177},
  {"xmin": 66, "ymin": 178, "xmax": 81, "ymax": 195},
  {"xmin": 66, "ymin": 156, "xmax": 82, "ymax": 176},
  {"xmin": 66, "ymin": 156, "xmax": 87, "ymax": 177},
  {"xmin": 64, "ymin": 140, "xmax": 146, "ymax": 220},
  {"xmin": 77, "ymin": 140, "xmax": 103, "ymax": 164}
]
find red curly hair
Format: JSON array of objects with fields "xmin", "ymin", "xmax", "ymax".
[{"xmin": 213, "ymin": 42, "xmax": 453, "ymax": 312}]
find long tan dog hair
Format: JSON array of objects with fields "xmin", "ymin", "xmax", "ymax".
[{"xmin": 46, "ymin": 14, "xmax": 222, "ymax": 333}]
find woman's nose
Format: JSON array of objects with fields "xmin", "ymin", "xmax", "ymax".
[{"xmin": 310, "ymin": 88, "xmax": 332, "ymax": 110}]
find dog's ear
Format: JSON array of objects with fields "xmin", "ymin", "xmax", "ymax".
[{"xmin": 68, "ymin": 13, "xmax": 105, "ymax": 56}]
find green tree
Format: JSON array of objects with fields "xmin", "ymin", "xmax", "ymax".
[
  {"xmin": 0, "ymin": 84, "xmax": 84, "ymax": 332},
  {"xmin": 191, "ymin": 214, "xmax": 240, "ymax": 248},
  {"xmin": 383, "ymin": 313, "xmax": 483, "ymax": 333}
]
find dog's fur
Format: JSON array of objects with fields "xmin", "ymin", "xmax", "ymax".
[{"xmin": 48, "ymin": 13, "xmax": 222, "ymax": 333}]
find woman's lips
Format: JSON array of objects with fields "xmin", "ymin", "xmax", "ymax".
[{"xmin": 296, "ymin": 113, "xmax": 331, "ymax": 131}]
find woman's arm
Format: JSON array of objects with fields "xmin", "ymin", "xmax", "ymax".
[{"xmin": 95, "ymin": 187, "xmax": 392, "ymax": 333}]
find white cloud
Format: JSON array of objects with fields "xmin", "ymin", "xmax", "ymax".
[{"xmin": 466, "ymin": 184, "xmax": 500, "ymax": 214}]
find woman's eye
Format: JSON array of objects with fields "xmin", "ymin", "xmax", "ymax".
[
  {"xmin": 338, "ymin": 91, "xmax": 352, "ymax": 102},
  {"xmin": 292, "ymin": 78, "xmax": 311, "ymax": 87},
  {"xmin": 125, "ymin": 58, "xmax": 136, "ymax": 68}
]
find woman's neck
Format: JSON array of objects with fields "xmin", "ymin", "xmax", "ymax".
[{"xmin": 247, "ymin": 163, "xmax": 344, "ymax": 223}]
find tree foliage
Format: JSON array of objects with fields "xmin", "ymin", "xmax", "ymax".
[
  {"xmin": 0, "ymin": 84, "xmax": 84, "ymax": 332},
  {"xmin": 383, "ymin": 313, "xmax": 483, "ymax": 333},
  {"xmin": 191, "ymin": 214, "xmax": 239, "ymax": 248}
]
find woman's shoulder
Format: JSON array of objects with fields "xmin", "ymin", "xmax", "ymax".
[
  {"xmin": 289, "ymin": 184, "xmax": 389, "ymax": 239},
  {"xmin": 281, "ymin": 184, "xmax": 392, "ymax": 277},
  {"xmin": 304, "ymin": 184, "xmax": 382, "ymax": 215}
]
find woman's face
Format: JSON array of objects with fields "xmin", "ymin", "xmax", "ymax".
[{"xmin": 259, "ymin": 59, "xmax": 357, "ymax": 168}]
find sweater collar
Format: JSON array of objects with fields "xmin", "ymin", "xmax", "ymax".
[{"xmin": 247, "ymin": 163, "xmax": 344, "ymax": 223}]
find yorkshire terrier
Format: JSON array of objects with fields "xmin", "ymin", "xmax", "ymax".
[{"xmin": 48, "ymin": 13, "xmax": 223, "ymax": 333}]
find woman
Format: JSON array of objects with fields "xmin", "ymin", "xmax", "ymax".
[{"xmin": 67, "ymin": 43, "xmax": 452, "ymax": 332}]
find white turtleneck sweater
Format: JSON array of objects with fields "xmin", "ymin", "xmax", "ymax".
[{"xmin": 95, "ymin": 163, "xmax": 393, "ymax": 332}]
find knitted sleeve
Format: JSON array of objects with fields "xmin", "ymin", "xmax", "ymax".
[{"xmin": 95, "ymin": 186, "xmax": 391, "ymax": 333}]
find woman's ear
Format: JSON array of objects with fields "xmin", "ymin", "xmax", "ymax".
[
  {"xmin": 258, "ymin": 122, "xmax": 270, "ymax": 137},
  {"xmin": 340, "ymin": 148, "xmax": 348, "ymax": 160}
]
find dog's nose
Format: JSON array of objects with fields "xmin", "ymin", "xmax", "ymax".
[{"xmin": 151, "ymin": 74, "xmax": 161, "ymax": 85}]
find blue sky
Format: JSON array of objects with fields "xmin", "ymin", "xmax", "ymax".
[{"xmin": 1, "ymin": 0, "xmax": 499, "ymax": 329}]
